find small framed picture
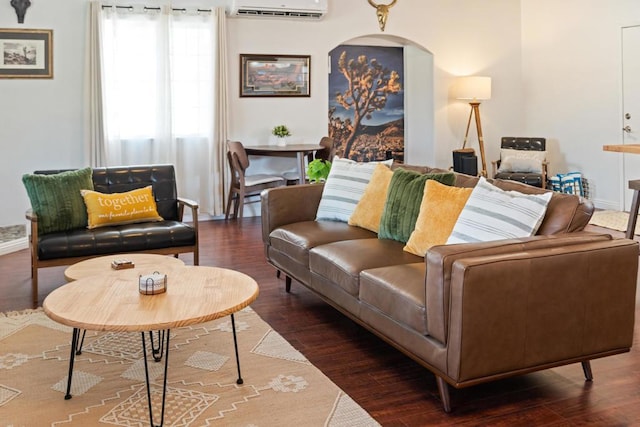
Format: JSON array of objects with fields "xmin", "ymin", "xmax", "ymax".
[
  {"xmin": 240, "ymin": 54, "xmax": 310, "ymax": 97},
  {"xmin": 0, "ymin": 29, "xmax": 53, "ymax": 79}
]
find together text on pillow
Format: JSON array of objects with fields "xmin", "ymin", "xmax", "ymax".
[{"xmin": 81, "ymin": 185, "xmax": 164, "ymax": 229}]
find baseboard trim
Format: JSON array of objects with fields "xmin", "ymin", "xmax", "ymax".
[
  {"xmin": 591, "ymin": 198, "xmax": 620, "ymax": 211},
  {"xmin": 0, "ymin": 237, "xmax": 28, "ymax": 256}
]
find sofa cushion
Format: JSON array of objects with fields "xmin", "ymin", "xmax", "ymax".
[
  {"xmin": 92, "ymin": 165, "xmax": 180, "ymax": 221},
  {"xmin": 404, "ymin": 180, "xmax": 473, "ymax": 256},
  {"xmin": 81, "ymin": 186, "xmax": 164, "ymax": 229},
  {"xmin": 498, "ymin": 157, "xmax": 543, "ymax": 174},
  {"xmin": 37, "ymin": 220, "xmax": 196, "ymax": 261},
  {"xmin": 360, "ymin": 263, "xmax": 428, "ymax": 335},
  {"xmin": 348, "ymin": 163, "xmax": 394, "ymax": 233},
  {"xmin": 316, "ymin": 158, "xmax": 392, "ymax": 222},
  {"xmin": 309, "ymin": 238, "xmax": 423, "ymax": 296},
  {"xmin": 378, "ymin": 168, "xmax": 455, "ymax": 243},
  {"xmin": 500, "ymin": 148, "xmax": 546, "ymax": 168},
  {"xmin": 22, "ymin": 167, "xmax": 94, "ymax": 235},
  {"xmin": 269, "ymin": 220, "xmax": 376, "ymax": 267},
  {"xmin": 453, "ymin": 174, "xmax": 592, "ymax": 235},
  {"xmin": 447, "ymin": 177, "xmax": 552, "ymax": 244}
]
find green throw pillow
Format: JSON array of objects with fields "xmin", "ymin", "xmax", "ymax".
[
  {"xmin": 378, "ymin": 168, "xmax": 456, "ymax": 243},
  {"xmin": 22, "ymin": 167, "xmax": 94, "ymax": 235}
]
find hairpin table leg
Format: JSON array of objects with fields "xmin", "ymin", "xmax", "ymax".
[
  {"xmin": 64, "ymin": 328, "xmax": 81, "ymax": 400},
  {"xmin": 142, "ymin": 329, "xmax": 170, "ymax": 427},
  {"xmin": 231, "ymin": 314, "xmax": 243, "ymax": 385}
]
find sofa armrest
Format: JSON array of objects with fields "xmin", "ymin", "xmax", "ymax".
[
  {"xmin": 177, "ymin": 197, "xmax": 199, "ymax": 222},
  {"xmin": 261, "ymin": 183, "xmax": 324, "ymax": 244},
  {"xmin": 25, "ymin": 208, "xmax": 37, "ymax": 223},
  {"xmin": 177, "ymin": 197, "xmax": 199, "ymax": 264},
  {"xmin": 25, "ymin": 208, "xmax": 38, "ymax": 247},
  {"xmin": 444, "ymin": 238, "xmax": 638, "ymax": 384},
  {"xmin": 425, "ymin": 232, "xmax": 614, "ymax": 344}
]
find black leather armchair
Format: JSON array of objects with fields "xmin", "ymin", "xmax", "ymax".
[
  {"xmin": 492, "ymin": 137, "xmax": 548, "ymax": 188},
  {"xmin": 26, "ymin": 164, "xmax": 199, "ymax": 305}
]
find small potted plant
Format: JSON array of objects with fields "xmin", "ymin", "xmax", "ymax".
[
  {"xmin": 272, "ymin": 125, "xmax": 291, "ymax": 146},
  {"xmin": 307, "ymin": 158, "xmax": 332, "ymax": 183}
]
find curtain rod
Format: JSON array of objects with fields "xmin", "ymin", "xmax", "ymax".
[{"xmin": 100, "ymin": 5, "xmax": 212, "ymax": 12}]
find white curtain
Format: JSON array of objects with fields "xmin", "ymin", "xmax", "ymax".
[
  {"xmin": 85, "ymin": 2, "xmax": 228, "ymax": 217},
  {"xmin": 85, "ymin": 1, "xmax": 106, "ymax": 167},
  {"xmin": 213, "ymin": 8, "xmax": 229, "ymax": 216}
]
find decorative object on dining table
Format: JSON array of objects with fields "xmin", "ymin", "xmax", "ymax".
[
  {"xmin": 307, "ymin": 158, "xmax": 332, "ymax": 183},
  {"xmin": 138, "ymin": 271, "xmax": 167, "ymax": 295},
  {"xmin": 272, "ymin": 124, "xmax": 291, "ymax": 146}
]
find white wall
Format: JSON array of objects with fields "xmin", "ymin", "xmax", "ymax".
[
  {"xmin": 521, "ymin": 0, "xmax": 640, "ymax": 210},
  {"xmin": 1, "ymin": 0, "xmax": 524, "ymax": 227},
  {"xmin": 0, "ymin": 0, "xmax": 87, "ymax": 229}
]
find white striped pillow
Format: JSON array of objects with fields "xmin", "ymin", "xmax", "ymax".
[
  {"xmin": 316, "ymin": 157, "xmax": 392, "ymax": 222},
  {"xmin": 446, "ymin": 177, "xmax": 552, "ymax": 244}
]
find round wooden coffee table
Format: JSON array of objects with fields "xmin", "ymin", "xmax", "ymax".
[
  {"xmin": 43, "ymin": 266, "xmax": 259, "ymax": 427},
  {"xmin": 64, "ymin": 253, "xmax": 185, "ymax": 282}
]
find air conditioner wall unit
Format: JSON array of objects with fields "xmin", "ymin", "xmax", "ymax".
[{"xmin": 229, "ymin": 0, "xmax": 328, "ymax": 20}]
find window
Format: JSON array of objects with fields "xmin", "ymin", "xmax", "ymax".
[{"xmin": 97, "ymin": 6, "xmax": 219, "ymax": 214}]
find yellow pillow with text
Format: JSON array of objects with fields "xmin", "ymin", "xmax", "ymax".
[
  {"xmin": 81, "ymin": 186, "xmax": 163, "ymax": 229},
  {"xmin": 404, "ymin": 180, "xmax": 472, "ymax": 256},
  {"xmin": 348, "ymin": 163, "xmax": 394, "ymax": 233}
]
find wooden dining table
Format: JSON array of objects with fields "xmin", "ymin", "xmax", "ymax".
[
  {"xmin": 244, "ymin": 143, "xmax": 323, "ymax": 185},
  {"xmin": 603, "ymin": 144, "xmax": 640, "ymax": 154}
]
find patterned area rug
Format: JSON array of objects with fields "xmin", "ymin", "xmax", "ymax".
[
  {"xmin": 0, "ymin": 308, "xmax": 379, "ymax": 427},
  {"xmin": 589, "ymin": 210, "xmax": 639, "ymax": 235}
]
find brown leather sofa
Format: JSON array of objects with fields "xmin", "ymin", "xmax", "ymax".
[
  {"xmin": 26, "ymin": 165, "xmax": 199, "ymax": 306},
  {"xmin": 261, "ymin": 167, "xmax": 638, "ymax": 412}
]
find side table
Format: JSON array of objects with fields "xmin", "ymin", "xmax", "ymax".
[{"xmin": 64, "ymin": 253, "xmax": 185, "ymax": 282}]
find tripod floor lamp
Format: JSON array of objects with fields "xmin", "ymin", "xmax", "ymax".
[{"xmin": 455, "ymin": 76, "xmax": 492, "ymax": 177}]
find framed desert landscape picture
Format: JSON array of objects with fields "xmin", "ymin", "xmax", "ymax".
[{"xmin": 240, "ymin": 54, "xmax": 310, "ymax": 97}]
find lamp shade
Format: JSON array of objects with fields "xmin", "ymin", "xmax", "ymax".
[{"xmin": 455, "ymin": 76, "xmax": 492, "ymax": 101}]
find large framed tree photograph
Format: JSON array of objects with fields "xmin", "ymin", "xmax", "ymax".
[
  {"xmin": 328, "ymin": 45, "xmax": 404, "ymax": 162},
  {"xmin": 0, "ymin": 29, "xmax": 53, "ymax": 79}
]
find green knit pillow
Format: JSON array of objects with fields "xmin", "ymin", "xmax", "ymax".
[
  {"xmin": 22, "ymin": 167, "xmax": 94, "ymax": 235},
  {"xmin": 378, "ymin": 168, "xmax": 456, "ymax": 243}
]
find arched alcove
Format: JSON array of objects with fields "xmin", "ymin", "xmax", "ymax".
[{"xmin": 328, "ymin": 35, "xmax": 434, "ymax": 165}]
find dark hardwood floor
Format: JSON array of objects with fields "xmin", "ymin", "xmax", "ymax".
[{"xmin": 2, "ymin": 218, "xmax": 639, "ymax": 426}]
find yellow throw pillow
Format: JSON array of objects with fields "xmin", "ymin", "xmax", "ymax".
[
  {"xmin": 403, "ymin": 180, "xmax": 472, "ymax": 256},
  {"xmin": 81, "ymin": 186, "xmax": 163, "ymax": 229},
  {"xmin": 348, "ymin": 163, "xmax": 393, "ymax": 232}
]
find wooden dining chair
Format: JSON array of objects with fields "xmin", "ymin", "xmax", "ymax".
[
  {"xmin": 283, "ymin": 136, "xmax": 335, "ymax": 184},
  {"xmin": 225, "ymin": 141, "xmax": 285, "ymax": 220}
]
